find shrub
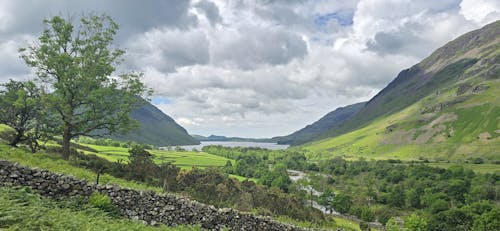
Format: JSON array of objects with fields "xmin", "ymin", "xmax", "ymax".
[
  {"xmin": 359, "ymin": 221, "xmax": 370, "ymax": 231},
  {"xmin": 88, "ymin": 193, "xmax": 118, "ymax": 216}
]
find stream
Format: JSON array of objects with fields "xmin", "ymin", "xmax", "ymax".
[
  {"xmin": 287, "ymin": 169, "xmax": 385, "ymax": 229},
  {"xmin": 287, "ymin": 169, "xmax": 339, "ymax": 215}
]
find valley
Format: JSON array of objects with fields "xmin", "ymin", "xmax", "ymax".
[{"xmin": 0, "ymin": 4, "xmax": 498, "ymax": 231}]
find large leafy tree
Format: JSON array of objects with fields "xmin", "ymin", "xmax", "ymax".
[
  {"xmin": 0, "ymin": 80, "xmax": 41, "ymax": 147},
  {"xmin": 20, "ymin": 15, "xmax": 149, "ymax": 159}
]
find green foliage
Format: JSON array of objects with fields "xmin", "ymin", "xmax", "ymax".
[
  {"xmin": 19, "ymin": 14, "xmax": 149, "ymax": 159},
  {"xmin": 0, "ymin": 143, "xmax": 160, "ymax": 192},
  {"xmin": 260, "ymin": 163, "xmax": 292, "ymax": 192},
  {"xmin": 403, "ymin": 214, "xmax": 427, "ymax": 231},
  {"xmin": 318, "ymin": 188, "xmax": 335, "ymax": 213},
  {"xmin": 176, "ymin": 167, "xmax": 324, "ymax": 222},
  {"xmin": 385, "ymin": 217, "xmax": 402, "ymax": 231},
  {"xmin": 388, "ymin": 185, "xmax": 405, "ymax": 208},
  {"xmin": 308, "ymin": 156, "xmax": 500, "ymax": 229},
  {"xmin": 360, "ymin": 206, "xmax": 375, "ymax": 222},
  {"xmin": 158, "ymin": 162, "xmax": 180, "ymax": 192},
  {"xmin": 88, "ymin": 192, "xmax": 118, "ymax": 216},
  {"xmin": 428, "ymin": 207, "xmax": 474, "ymax": 231},
  {"xmin": 0, "ymin": 80, "xmax": 45, "ymax": 149},
  {"xmin": 359, "ymin": 221, "xmax": 370, "ymax": 231},
  {"xmin": 332, "ymin": 193, "xmax": 352, "ymax": 214},
  {"xmin": 472, "ymin": 207, "xmax": 500, "ymax": 231}
]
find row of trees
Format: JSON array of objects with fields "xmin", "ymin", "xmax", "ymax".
[{"xmin": 0, "ymin": 14, "xmax": 149, "ymax": 159}]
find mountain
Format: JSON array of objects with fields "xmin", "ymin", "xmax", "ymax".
[
  {"xmin": 193, "ymin": 134, "xmax": 272, "ymax": 143},
  {"xmin": 110, "ymin": 99, "xmax": 199, "ymax": 146},
  {"xmin": 305, "ymin": 20, "xmax": 500, "ymax": 161},
  {"xmin": 272, "ymin": 102, "xmax": 365, "ymax": 145}
]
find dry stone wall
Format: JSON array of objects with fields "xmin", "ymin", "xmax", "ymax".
[{"xmin": 0, "ymin": 160, "xmax": 306, "ymax": 231}]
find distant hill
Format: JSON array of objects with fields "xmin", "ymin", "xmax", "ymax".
[
  {"xmin": 305, "ymin": 20, "xmax": 500, "ymax": 161},
  {"xmin": 192, "ymin": 134, "xmax": 272, "ymax": 143},
  {"xmin": 272, "ymin": 102, "xmax": 365, "ymax": 145},
  {"xmin": 110, "ymin": 99, "xmax": 199, "ymax": 146}
]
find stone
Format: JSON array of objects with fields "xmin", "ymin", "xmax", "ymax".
[{"xmin": 0, "ymin": 159, "xmax": 307, "ymax": 231}]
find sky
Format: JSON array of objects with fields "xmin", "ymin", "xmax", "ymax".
[{"xmin": 0, "ymin": 0, "xmax": 499, "ymax": 138}]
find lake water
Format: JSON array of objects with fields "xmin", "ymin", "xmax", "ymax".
[{"xmin": 179, "ymin": 141, "xmax": 289, "ymax": 151}]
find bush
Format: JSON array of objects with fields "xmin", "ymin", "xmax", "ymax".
[
  {"xmin": 88, "ymin": 193, "xmax": 118, "ymax": 216},
  {"xmin": 360, "ymin": 206, "xmax": 375, "ymax": 222},
  {"xmin": 359, "ymin": 221, "xmax": 370, "ymax": 231}
]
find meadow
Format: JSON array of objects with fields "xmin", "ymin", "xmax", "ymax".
[
  {"xmin": 81, "ymin": 144, "xmax": 231, "ymax": 169},
  {"xmin": 427, "ymin": 162, "xmax": 500, "ymax": 174}
]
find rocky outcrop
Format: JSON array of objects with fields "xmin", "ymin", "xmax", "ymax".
[{"xmin": 0, "ymin": 160, "xmax": 305, "ymax": 231}]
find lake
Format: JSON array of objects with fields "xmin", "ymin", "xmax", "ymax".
[{"xmin": 179, "ymin": 141, "xmax": 289, "ymax": 151}]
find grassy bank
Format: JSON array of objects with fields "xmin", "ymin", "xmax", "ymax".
[{"xmin": 0, "ymin": 186, "xmax": 196, "ymax": 231}]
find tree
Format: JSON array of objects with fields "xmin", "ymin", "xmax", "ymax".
[
  {"xmin": 405, "ymin": 188, "xmax": 421, "ymax": 209},
  {"xmin": 0, "ymin": 80, "xmax": 41, "ymax": 147},
  {"xmin": 332, "ymin": 193, "xmax": 352, "ymax": 214},
  {"xmin": 388, "ymin": 185, "xmax": 405, "ymax": 208},
  {"xmin": 472, "ymin": 207, "xmax": 500, "ymax": 231},
  {"xmin": 404, "ymin": 214, "xmax": 427, "ymax": 231},
  {"xmin": 319, "ymin": 188, "xmax": 335, "ymax": 213},
  {"xmin": 20, "ymin": 14, "xmax": 149, "ymax": 159},
  {"xmin": 385, "ymin": 217, "xmax": 402, "ymax": 231},
  {"xmin": 158, "ymin": 162, "xmax": 180, "ymax": 192},
  {"xmin": 127, "ymin": 145, "xmax": 156, "ymax": 182}
]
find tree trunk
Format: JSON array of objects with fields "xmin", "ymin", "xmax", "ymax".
[
  {"xmin": 9, "ymin": 130, "xmax": 24, "ymax": 147},
  {"xmin": 163, "ymin": 177, "xmax": 168, "ymax": 192},
  {"xmin": 96, "ymin": 170, "xmax": 101, "ymax": 185},
  {"xmin": 62, "ymin": 127, "xmax": 71, "ymax": 160}
]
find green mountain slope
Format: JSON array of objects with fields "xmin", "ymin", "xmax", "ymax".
[
  {"xmin": 273, "ymin": 102, "xmax": 365, "ymax": 145},
  {"xmin": 305, "ymin": 20, "xmax": 500, "ymax": 161},
  {"xmin": 110, "ymin": 99, "xmax": 199, "ymax": 146}
]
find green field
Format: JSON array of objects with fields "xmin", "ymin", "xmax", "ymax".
[
  {"xmin": 427, "ymin": 162, "xmax": 500, "ymax": 174},
  {"xmin": 81, "ymin": 144, "xmax": 231, "ymax": 169}
]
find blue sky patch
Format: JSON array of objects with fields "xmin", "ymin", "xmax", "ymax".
[
  {"xmin": 151, "ymin": 96, "xmax": 171, "ymax": 105},
  {"xmin": 314, "ymin": 11, "xmax": 354, "ymax": 27}
]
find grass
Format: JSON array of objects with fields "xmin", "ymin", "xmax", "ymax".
[
  {"xmin": 81, "ymin": 143, "xmax": 258, "ymax": 182},
  {"xmin": 0, "ymin": 143, "xmax": 162, "ymax": 192},
  {"xmin": 0, "ymin": 186, "xmax": 197, "ymax": 231},
  {"xmin": 275, "ymin": 215, "xmax": 382, "ymax": 231},
  {"xmin": 304, "ymin": 78, "xmax": 500, "ymax": 162},
  {"xmin": 81, "ymin": 144, "xmax": 231, "ymax": 170},
  {"xmin": 427, "ymin": 163, "xmax": 500, "ymax": 174}
]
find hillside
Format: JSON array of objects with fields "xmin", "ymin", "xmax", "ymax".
[
  {"xmin": 273, "ymin": 102, "xmax": 365, "ymax": 145},
  {"xmin": 305, "ymin": 20, "xmax": 500, "ymax": 161},
  {"xmin": 110, "ymin": 99, "xmax": 199, "ymax": 146}
]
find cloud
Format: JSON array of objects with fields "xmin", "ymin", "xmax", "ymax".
[
  {"xmin": 210, "ymin": 25, "xmax": 308, "ymax": 69},
  {"xmin": 194, "ymin": 0, "xmax": 223, "ymax": 27},
  {"xmin": 460, "ymin": 0, "xmax": 500, "ymax": 24},
  {"xmin": 0, "ymin": 34, "xmax": 36, "ymax": 80},
  {"xmin": 0, "ymin": 0, "xmax": 499, "ymax": 137},
  {"xmin": 126, "ymin": 28, "xmax": 210, "ymax": 72}
]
